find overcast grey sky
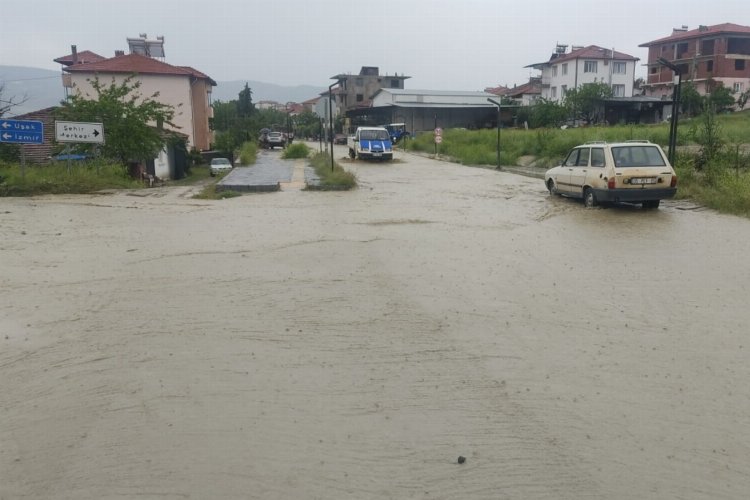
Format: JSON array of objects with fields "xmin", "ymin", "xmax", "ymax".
[{"xmin": 2, "ymin": 0, "xmax": 748, "ymax": 91}]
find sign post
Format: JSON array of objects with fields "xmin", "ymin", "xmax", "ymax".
[
  {"xmin": 0, "ymin": 119, "xmax": 44, "ymax": 145},
  {"xmin": 55, "ymin": 121, "xmax": 104, "ymax": 144},
  {"xmin": 55, "ymin": 121, "xmax": 105, "ymax": 173},
  {"xmin": 0, "ymin": 119, "xmax": 45, "ymax": 179}
]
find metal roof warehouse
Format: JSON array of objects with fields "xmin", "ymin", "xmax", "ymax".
[{"xmin": 345, "ymin": 89, "xmax": 509, "ymax": 133}]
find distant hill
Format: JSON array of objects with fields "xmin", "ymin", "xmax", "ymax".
[
  {"xmin": 0, "ymin": 66, "xmax": 65, "ymax": 116},
  {"xmin": 0, "ymin": 66, "xmax": 325, "ymax": 117}
]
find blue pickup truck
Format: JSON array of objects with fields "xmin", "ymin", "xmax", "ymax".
[{"xmin": 347, "ymin": 127, "xmax": 393, "ymax": 161}]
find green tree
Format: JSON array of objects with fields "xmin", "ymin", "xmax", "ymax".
[
  {"xmin": 293, "ymin": 110, "xmax": 322, "ymax": 139},
  {"xmin": 211, "ymin": 100, "xmax": 238, "ymax": 132},
  {"xmin": 236, "ymin": 83, "xmax": 255, "ymax": 117},
  {"xmin": 738, "ymin": 89, "xmax": 750, "ymax": 110},
  {"xmin": 696, "ymin": 107, "xmax": 724, "ymax": 178},
  {"xmin": 707, "ymin": 85, "xmax": 735, "ymax": 113},
  {"xmin": 563, "ymin": 82, "xmax": 613, "ymax": 123},
  {"xmin": 679, "ymin": 81, "xmax": 703, "ymax": 117},
  {"xmin": 528, "ymin": 98, "xmax": 568, "ymax": 128},
  {"xmin": 57, "ymin": 76, "xmax": 176, "ymax": 165}
]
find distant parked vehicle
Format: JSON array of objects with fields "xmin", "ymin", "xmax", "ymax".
[
  {"xmin": 383, "ymin": 123, "xmax": 410, "ymax": 143},
  {"xmin": 267, "ymin": 131, "xmax": 286, "ymax": 149},
  {"xmin": 209, "ymin": 157, "xmax": 233, "ymax": 176},
  {"xmin": 333, "ymin": 133, "xmax": 348, "ymax": 145}
]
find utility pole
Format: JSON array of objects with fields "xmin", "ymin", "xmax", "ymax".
[{"xmin": 658, "ymin": 57, "xmax": 682, "ymax": 165}]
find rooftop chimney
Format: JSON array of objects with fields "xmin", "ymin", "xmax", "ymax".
[
  {"xmin": 115, "ymin": 50, "xmax": 125, "ymax": 57},
  {"xmin": 71, "ymin": 45, "xmax": 78, "ymax": 65}
]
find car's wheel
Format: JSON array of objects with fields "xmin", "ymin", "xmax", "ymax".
[
  {"xmin": 546, "ymin": 179, "xmax": 558, "ymax": 195},
  {"xmin": 643, "ymin": 200, "xmax": 660, "ymax": 209},
  {"xmin": 583, "ymin": 187, "xmax": 597, "ymax": 208},
  {"xmin": 349, "ymin": 149, "xmax": 355, "ymax": 159}
]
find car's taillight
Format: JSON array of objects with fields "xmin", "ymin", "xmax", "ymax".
[
  {"xmin": 670, "ymin": 175, "xmax": 678, "ymax": 187},
  {"xmin": 607, "ymin": 177, "xmax": 616, "ymax": 189}
]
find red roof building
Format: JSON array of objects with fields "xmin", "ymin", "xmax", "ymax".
[
  {"xmin": 53, "ymin": 50, "xmax": 106, "ymax": 66},
  {"xmin": 58, "ymin": 52, "xmax": 216, "ymax": 151},
  {"xmin": 527, "ymin": 45, "xmax": 639, "ymax": 102},
  {"xmin": 639, "ymin": 23, "xmax": 750, "ymax": 98}
]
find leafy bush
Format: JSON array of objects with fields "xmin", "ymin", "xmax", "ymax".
[
  {"xmin": 238, "ymin": 141, "xmax": 258, "ymax": 165},
  {"xmin": 282, "ymin": 143, "xmax": 311, "ymax": 159}
]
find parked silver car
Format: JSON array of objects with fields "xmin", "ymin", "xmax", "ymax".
[
  {"xmin": 209, "ymin": 157, "xmax": 233, "ymax": 176},
  {"xmin": 266, "ymin": 132, "xmax": 286, "ymax": 149}
]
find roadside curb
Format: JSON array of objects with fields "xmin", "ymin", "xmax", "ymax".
[{"xmin": 399, "ymin": 149, "xmax": 546, "ymax": 179}]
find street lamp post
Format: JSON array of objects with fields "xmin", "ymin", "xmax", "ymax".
[
  {"xmin": 285, "ymin": 102, "xmax": 294, "ymax": 143},
  {"xmin": 328, "ymin": 83, "xmax": 336, "ymax": 171},
  {"xmin": 487, "ymin": 98, "xmax": 502, "ymax": 170},
  {"xmin": 658, "ymin": 57, "xmax": 682, "ymax": 165}
]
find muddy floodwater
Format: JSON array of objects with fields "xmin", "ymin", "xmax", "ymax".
[{"xmin": 2, "ymin": 146, "xmax": 749, "ymax": 499}]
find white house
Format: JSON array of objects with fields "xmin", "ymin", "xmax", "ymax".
[
  {"xmin": 57, "ymin": 52, "xmax": 216, "ymax": 152},
  {"xmin": 528, "ymin": 45, "xmax": 639, "ymax": 102}
]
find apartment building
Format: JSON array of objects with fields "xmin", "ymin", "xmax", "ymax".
[
  {"xmin": 528, "ymin": 45, "xmax": 638, "ymax": 102},
  {"xmin": 330, "ymin": 67, "xmax": 410, "ymax": 115},
  {"xmin": 640, "ymin": 23, "xmax": 750, "ymax": 98}
]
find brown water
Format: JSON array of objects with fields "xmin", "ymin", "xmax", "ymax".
[{"xmin": 2, "ymin": 147, "xmax": 749, "ymax": 499}]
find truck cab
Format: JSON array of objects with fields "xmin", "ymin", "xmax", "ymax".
[{"xmin": 348, "ymin": 127, "xmax": 393, "ymax": 161}]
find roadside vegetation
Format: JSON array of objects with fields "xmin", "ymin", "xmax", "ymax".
[
  {"xmin": 282, "ymin": 143, "xmax": 311, "ymax": 159},
  {"xmin": 192, "ymin": 185, "xmax": 242, "ymax": 200},
  {"xmin": 0, "ymin": 161, "xmax": 141, "ymax": 196},
  {"xmin": 238, "ymin": 141, "xmax": 258, "ymax": 165},
  {"xmin": 309, "ymin": 152, "xmax": 357, "ymax": 189}
]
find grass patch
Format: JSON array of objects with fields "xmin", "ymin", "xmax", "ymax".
[
  {"xmin": 309, "ymin": 152, "xmax": 357, "ymax": 189},
  {"xmin": 0, "ymin": 161, "xmax": 140, "ymax": 196},
  {"xmin": 674, "ymin": 159, "xmax": 750, "ymax": 217},
  {"xmin": 282, "ymin": 142, "xmax": 311, "ymax": 159},
  {"xmin": 192, "ymin": 184, "xmax": 242, "ymax": 199},
  {"xmin": 238, "ymin": 141, "xmax": 258, "ymax": 165},
  {"xmin": 169, "ymin": 164, "xmax": 212, "ymax": 186}
]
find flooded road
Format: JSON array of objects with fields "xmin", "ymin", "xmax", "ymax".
[{"xmin": 2, "ymin": 146, "xmax": 749, "ymax": 499}]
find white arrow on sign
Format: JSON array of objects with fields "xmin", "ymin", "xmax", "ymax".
[
  {"xmin": 2, "ymin": 132, "xmax": 11, "ymax": 140},
  {"xmin": 55, "ymin": 121, "xmax": 105, "ymax": 144},
  {"xmin": 1, "ymin": 122, "xmax": 10, "ymax": 129}
]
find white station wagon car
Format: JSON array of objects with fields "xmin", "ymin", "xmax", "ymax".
[{"xmin": 545, "ymin": 141, "xmax": 678, "ymax": 209}]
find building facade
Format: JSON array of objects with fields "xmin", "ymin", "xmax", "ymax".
[
  {"xmin": 640, "ymin": 23, "xmax": 750, "ymax": 98},
  {"xmin": 348, "ymin": 89, "xmax": 499, "ymax": 133},
  {"xmin": 528, "ymin": 45, "xmax": 638, "ymax": 102},
  {"xmin": 330, "ymin": 67, "xmax": 410, "ymax": 115},
  {"xmin": 57, "ymin": 51, "xmax": 216, "ymax": 151},
  {"xmin": 490, "ymin": 79, "xmax": 542, "ymax": 106}
]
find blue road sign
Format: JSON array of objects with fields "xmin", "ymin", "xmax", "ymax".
[{"xmin": 0, "ymin": 119, "xmax": 45, "ymax": 145}]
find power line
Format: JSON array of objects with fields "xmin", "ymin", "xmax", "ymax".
[{"xmin": 0, "ymin": 75, "xmax": 60, "ymax": 83}]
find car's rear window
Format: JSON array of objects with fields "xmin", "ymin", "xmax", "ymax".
[{"xmin": 612, "ymin": 146, "xmax": 666, "ymax": 167}]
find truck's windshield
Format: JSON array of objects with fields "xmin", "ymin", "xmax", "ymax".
[{"xmin": 360, "ymin": 130, "xmax": 390, "ymax": 141}]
